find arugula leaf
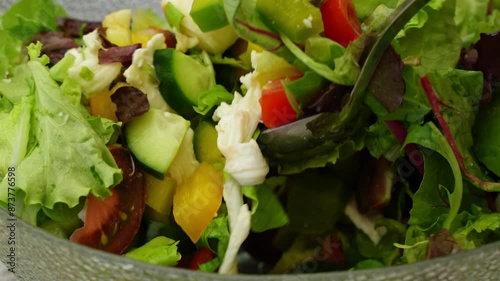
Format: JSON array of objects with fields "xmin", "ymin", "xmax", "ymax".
[
  {"xmin": 4, "ymin": 49, "xmax": 122, "ymax": 210},
  {"xmin": 404, "ymin": 122, "xmax": 463, "ymax": 231},
  {"xmin": 241, "ymin": 177, "xmax": 289, "ymax": 232}
]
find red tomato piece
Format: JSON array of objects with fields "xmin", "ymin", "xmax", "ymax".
[
  {"xmin": 189, "ymin": 247, "xmax": 215, "ymax": 270},
  {"xmin": 70, "ymin": 146, "xmax": 146, "ymax": 254},
  {"xmin": 260, "ymin": 76, "xmax": 301, "ymax": 129},
  {"xmin": 321, "ymin": 0, "xmax": 362, "ymax": 47}
]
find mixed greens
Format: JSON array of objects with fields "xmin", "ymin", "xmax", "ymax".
[{"xmin": 0, "ymin": 0, "xmax": 499, "ymax": 275}]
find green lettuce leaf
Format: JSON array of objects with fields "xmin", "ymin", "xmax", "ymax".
[
  {"xmin": 473, "ymin": 94, "xmax": 500, "ymax": 177},
  {"xmin": 0, "ymin": 64, "xmax": 34, "ymax": 103},
  {"xmin": 354, "ymin": 217, "xmax": 406, "ymax": 266},
  {"xmin": 198, "ymin": 213, "xmax": 230, "ymax": 272},
  {"xmin": 352, "ymin": 0, "xmax": 399, "ymax": 20},
  {"xmin": 0, "ymin": 0, "xmax": 66, "ymax": 76},
  {"xmin": 0, "ymin": 96, "xmax": 33, "ymax": 177},
  {"xmin": 454, "ymin": 0, "xmax": 500, "ymax": 47},
  {"xmin": 393, "ymin": 0, "xmax": 462, "ymax": 74},
  {"xmin": 453, "ymin": 206, "xmax": 500, "ymax": 250},
  {"xmin": 193, "ymin": 85, "xmax": 234, "ymax": 115},
  {"xmin": 425, "ymin": 70, "xmax": 500, "ymax": 190},
  {"xmin": 365, "ymin": 120, "xmax": 399, "ymax": 160},
  {"xmin": 86, "ymin": 116, "xmax": 122, "ymax": 145},
  {"xmin": 0, "ymin": 96, "xmax": 13, "ymax": 113},
  {"xmin": 0, "ymin": 46, "xmax": 122, "ymax": 211},
  {"xmin": 124, "ymin": 236, "xmax": 181, "ymax": 266},
  {"xmin": 241, "ymin": 177, "xmax": 289, "ymax": 232},
  {"xmin": 404, "ymin": 122, "xmax": 463, "ymax": 231}
]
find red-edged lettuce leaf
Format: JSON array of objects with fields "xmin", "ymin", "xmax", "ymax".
[{"xmin": 421, "ymin": 70, "xmax": 500, "ymax": 191}]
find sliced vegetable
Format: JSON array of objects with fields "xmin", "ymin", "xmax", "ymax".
[
  {"xmin": 144, "ymin": 173, "xmax": 177, "ymax": 222},
  {"xmin": 190, "ymin": 0, "xmax": 228, "ymax": 32},
  {"xmin": 189, "ymin": 247, "xmax": 216, "ymax": 270},
  {"xmin": 70, "ymin": 146, "xmax": 146, "ymax": 254},
  {"xmin": 125, "ymin": 108, "xmax": 190, "ymax": 178},
  {"xmin": 193, "ymin": 120, "xmax": 225, "ymax": 164},
  {"xmin": 173, "ymin": 162, "xmax": 223, "ymax": 243},
  {"xmin": 255, "ymin": 0, "xmax": 324, "ymax": 43},
  {"xmin": 260, "ymin": 76, "xmax": 301, "ymax": 128},
  {"xmin": 154, "ymin": 48, "xmax": 213, "ymax": 118},
  {"xmin": 102, "ymin": 9, "xmax": 132, "ymax": 46},
  {"xmin": 321, "ymin": 0, "xmax": 362, "ymax": 47}
]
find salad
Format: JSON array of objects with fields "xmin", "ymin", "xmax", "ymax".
[{"xmin": 0, "ymin": 0, "xmax": 499, "ymax": 276}]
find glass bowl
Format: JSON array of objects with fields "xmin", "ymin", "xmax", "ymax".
[{"xmin": 0, "ymin": 0, "xmax": 499, "ymax": 280}]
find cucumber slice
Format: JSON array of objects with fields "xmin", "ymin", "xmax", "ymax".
[
  {"xmin": 255, "ymin": 0, "xmax": 323, "ymax": 43},
  {"xmin": 193, "ymin": 120, "xmax": 224, "ymax": 164},
  {"xmin": 154, "ymin": 48, "xmax": 213, "ymax": 119},
  {"xmin": 125, "ymin": 108, "xmax": 190, "ymax": 178},
  {"xmin": 190, "ymin": 0, "xmax": 228, "ymax": 32}
]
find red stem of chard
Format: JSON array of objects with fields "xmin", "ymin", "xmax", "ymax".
[
  {"xmin": 385, "ymin": 120, "xmax": 425, "ymax": 174},
  {"xmin": 420, "ymin": 76, "xmax": 498, "ymax": 191}
]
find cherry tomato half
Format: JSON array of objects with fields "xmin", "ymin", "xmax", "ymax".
[
  {"xmin": 70, "ymin": 146, "xmax": 146, "ymax": 254},
  {"xmin": 321, "ymin": 0, "xmax": 362, "ymax": 47},
  {"xmin": 260, "ymin": 76, "xmax": 301, "ymax": 129},
  {"xmin": 189, "ymin": 247, "xmax": 216, "ymax": 270}
]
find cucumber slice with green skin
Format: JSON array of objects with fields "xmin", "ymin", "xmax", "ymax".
[
  {"xmin": 193, "ymin": 120, "xmax": 224, "ymax": 164},
  {"xmin": 190, "ymin": 0, "xmax": 228, "ymax": 32},
  {"xmin": 154, "ymin": 48, "xmax": 213, "ymax": 119},
  {"xmin": 125, "ymin": 108, "xmax": 190, "ymax": 178},
  {"xmin": 255, "ymin": 0, "xmax": 324, "ymax": 43}
]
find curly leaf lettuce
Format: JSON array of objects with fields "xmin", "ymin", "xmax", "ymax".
[{"xmin": 0, "ymin": 45, "xmax": 122, "ymax": 214}]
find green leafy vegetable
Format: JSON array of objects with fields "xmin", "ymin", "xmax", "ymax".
[
  {"xmin": 473, "ymin": 94, "xmax": 500, "ymax": 177},
  {"xmin": 198, "ymin": 213, "xmax": 230, "ymax": 272},
  {"xmin": 124, "ymin": 236, "xmax": 182, "ymax": 266},
  {"xmin": 0, "ymin": 44, "xmax": 122, "ymax": 212},
  {"xmin": 193, "ymin": 85, "xmax": 234, "ymax": 115},
  {"xmin": 404, "ymin": 122, "xmax": 463, "ymax": 231},
  {"xmin": 241, "ymin": 177, "xmax": 289, "ymax": 232},
  {"xmin": 393, "ymin": 0, "xmax": 462, "ymax": 74},
  {"xmin": 0, "ymin": 0, "xmax": 66, "ymax": 76}
]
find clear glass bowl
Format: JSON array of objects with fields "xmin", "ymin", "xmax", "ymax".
[{"xmin": 1, "ymin": 0, "xmax": 499, "ymax": 280}]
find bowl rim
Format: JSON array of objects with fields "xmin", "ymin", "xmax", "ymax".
[{"xmin": 3, "ymin": 208, "xmax": 500, "ymax": 280}]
